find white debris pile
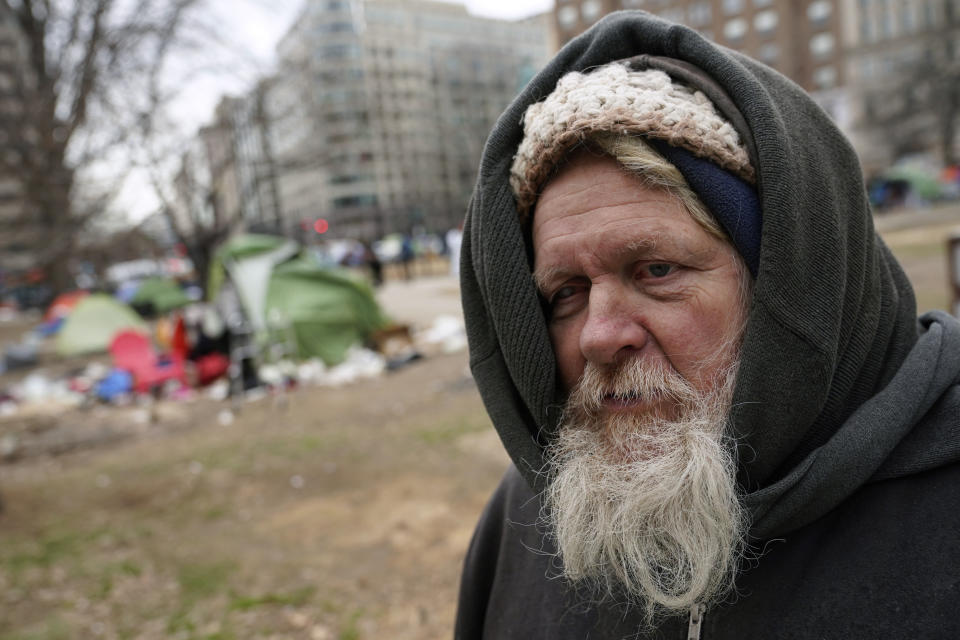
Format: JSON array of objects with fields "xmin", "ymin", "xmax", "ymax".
[
  {"xmin": 10, "ymin": 372, "xmax": 85, "ymax": 409},
  {"xmin": 415, "ymin": 314, "xmax": 467, "ymax": 354},
  {"xmin": 317, "ymin": 346, "xmax": 385, "ymax": 386},
  {"xmin": 265, "ymin": 346, "xmax": 386, "ymax": 389}
]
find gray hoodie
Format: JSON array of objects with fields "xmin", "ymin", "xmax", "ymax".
[{"xmin": 457, "ymin": 10, "xmax": 960, "ymax": 639}]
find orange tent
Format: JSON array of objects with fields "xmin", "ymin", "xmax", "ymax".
[{"xmin": 43, "ymin": 290, "xmax": 89, "ymax": 322}]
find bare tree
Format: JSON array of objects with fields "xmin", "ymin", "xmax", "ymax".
[
  {"xmin": 0, "ymin": 0, "xmax": 210, "ymax": 290},
  {"xmin": 859, "ymin": 1, "xmax": 960, "ymax": 167},
  {"xmin": 147, "ymin": 115, "xmax": 238, "ymax": 289}
]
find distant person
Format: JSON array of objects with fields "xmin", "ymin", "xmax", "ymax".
[
  {"xmin": 362, "ymin": 241, "xmax": 383, "ymax": 287},
  {"xmin": 454, "ymin": 12, "xmax": 960, "ymax": 639},
  {"xmin": 400, "ymin": 234, "xmax": 415, "ymax": 281},
  {"xmin": 446, "ymin": 225, "xmax": 463, "ymax": 277}
]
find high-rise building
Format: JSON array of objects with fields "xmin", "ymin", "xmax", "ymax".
[
  {"xmin": 842, "ymin": 0, "xmax": 960, "ymax": 172},
  {"xmin": 215, "ymin": 89, "xmax": 284, "ymax": 234},
  {"xmin": 266, "ymin": 0, "xmax": 551, "ymax": 241},
  {"xmin": 553, "ymin": 0, "xmax": 845, "ymax": 95},
  {"xmin": 553, "ymin": 1, "xmax": 960, "ymax": 174},
  {"xmin": 0, "ymin": 5, "xmax": 39, "ymax": 275}
]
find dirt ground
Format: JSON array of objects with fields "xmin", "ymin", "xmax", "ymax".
[
  {"xmin": 1, "ymin": 204, "xmax": 958, "ymax": 640},
  {"xmin": 0, "ymin": 274, "xmax": 510, "ymax": 640}
]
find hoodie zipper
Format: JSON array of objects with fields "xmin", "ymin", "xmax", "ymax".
[{"xmin": 687, "ymin": 603, "xmax": 705, "ymax": 640}]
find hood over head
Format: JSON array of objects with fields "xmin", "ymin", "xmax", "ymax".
[{"xmin": 461, "ymin": 11, "xmax": 960, "ymax": 539}]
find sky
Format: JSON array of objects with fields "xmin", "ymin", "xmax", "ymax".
[
  {"xmin": 442, "ymin": 0, "xmax": 553, "ymax": 20},
  {"xmin": 120, "ymin": 0, "xmax": 555, "ymax": 223},
  {"xmin": 169, "ymin": 0, "xmax": 554, "ymax": 133}
]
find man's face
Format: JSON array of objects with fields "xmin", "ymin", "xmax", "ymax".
[
  {"xmin": 531, "ymin": 149, "xmax": 750, "ymax": 617},
  {"xmin": 532, "ymin": 150, "xmax": 747, "ymax": 403}
]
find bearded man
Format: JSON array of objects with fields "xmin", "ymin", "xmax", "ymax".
[{"xmin": 455, "ymin": 11, "xmax": 960, "ymax": 640}]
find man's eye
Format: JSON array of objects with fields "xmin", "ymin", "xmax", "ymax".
[
  {"xmin": 646, "ymin": 263, "xmax": 675, "ymax": 278},
  {"xmin": 551, "ymin": 285, "xmax": 578, "ymax": 303}
]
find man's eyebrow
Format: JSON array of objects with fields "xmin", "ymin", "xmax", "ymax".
[
  {"xmin": 532, "ymin": 265, "xmax": 566, "ymax": 294},
  {"xmin": 622, "ymin": 237, "xmax": 659, "ymax": 255},
  {"xmin": 531, "ymin": 237, "xmax": 661, "ymax": 293}
]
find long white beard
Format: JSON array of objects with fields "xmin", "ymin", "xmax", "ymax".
[{"xmin": 543, "ymin": 356, "xmax": 746, "ymax": 621}]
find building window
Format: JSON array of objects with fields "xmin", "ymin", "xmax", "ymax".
[
  {"xmin": 880, "ymin": 4, "xmax": 892, "ymax": 39},
  {"xmin": 558, "ymin": 5, "xmax": 579, "ymax": 28},
  {"xmin": 758, "ymin": 42, "xmax": 779, "ymax": 63},
  {"xmin": 582, "ymin": 0, "xmax": 602, "ymax": 21},
  {"xmin": 813, "ymin": 65, "xmax": 837, "ymax": 89},
  {"xmin": 661, "ymin": 8, "xmax": 685, "ymax": 23},
  {"xmin": 580, "ymin": 0, "xmax": 602, "ymax": 22},
  {"xmin": 724, "ymin": 17, "xmax": 748, "ymax": 41},
  {"xmin": 688, "ymin": 1, "xmax": 712, "ymax": 27},
  {"xmin": 807, "ymin": 0, "xmax": 831, "ymax": 24},
  {"xmin": 723, "ymin": 0, "xmax": 744, "ymax": 15},
  {"xmin": 901, "ymin": 3, "xmax": 916, "ymax": 32},
  {"xmin": 810, "ymin": 32, "xmax": 835, "ymax": 57},
  {"xmin": 754, "ymin": 9, "xmax": 778, "ymax": 33},
  {"xmin": 923, "ymin": 0, "xmax": 935, "ymax": 28}
]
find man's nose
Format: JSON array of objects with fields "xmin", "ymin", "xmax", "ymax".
[{"xmin": 579, "ymin": 284, "xmax": 649, "ymax": 366}]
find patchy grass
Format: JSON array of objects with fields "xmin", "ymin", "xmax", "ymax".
[
  {"xmin": 3, "ymin": 527, "xmax": 107, "ymax": 576},
  {"xmin": 0, "ymin": 617, "xmax": 71, "ymax": 640},
  {"xmin": 880, "ymin": 211, "xmax": 960, "ymax": 314},
  {"xmin": 0, "ymin": 351, "xmax": 507, "ymax": 640},
  {"xmin": 339, "ymin": 608, "xmax": 365, "ymax": 640},
  {"xmin": 416, "ymin": 414, "xmax": 489, "ymax": 444},
  {"xmin": 178, "ymin": 561, "xmax": 236, "ymax": 602},
  {"xmin": 228, "ymin": 585, "xmax": 316, "ymax": 611}
]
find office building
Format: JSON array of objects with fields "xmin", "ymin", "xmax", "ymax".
[{"xmin": 266, "ymin": 0, "xmax": 551, "ymax": 240}]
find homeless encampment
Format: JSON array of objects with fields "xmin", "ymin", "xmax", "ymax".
[
  {"xmin": 208, "ymin": 234, "xmax": 389, "ymax": 366},
  {"xmin": 55, "ymin": 294, "xmax": 148, "ymax": 357},
  {"xmin": 130, "ymin": 277, "xmax": 192, "ymax": 316}
]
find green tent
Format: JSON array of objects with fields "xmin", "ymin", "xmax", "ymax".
[
  {"xmin": 131, "ymin": 277, "xmax": 191, "ymax": 314},
  {"xmin": 210, "ymin": 235, "xmax": 389, "ymax": 365},
  {"xmin": 55, "ymin": 294, "xmax": 148, "ymax": 357},
  {"xmin": 266, "ymin": 255, "xmax": 388, "ymax": 365},
  {"xmin": 882, "ymin": 165, "xmax": 944, "ymax": 201}
]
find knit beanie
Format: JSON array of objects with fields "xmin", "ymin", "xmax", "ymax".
[{"xmin": 510, "ymin": 62, "xmax": 762, "ymax": 276}]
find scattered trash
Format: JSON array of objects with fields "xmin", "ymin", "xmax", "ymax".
[
  {"xmin": 320, "ymin": 347, "xmax": 385, "ymax": 386},
  {"xmin": 95, "ymin": 370, "xmax": 133, "ymax": 403},
  {"xmin": 188, "ymin": 460, "xmax": 204, "ymax": 475},
  {"xmin": 4, "ymin": 340, "xmax": 38, "ymax": 371},
  {"xmin": 296, "ymin": 359, "xmax": 327, "ymax": 385},
  {"xmin": 244, "ymin": 387, "xmax": 268, "ymax": 403},
  {"xmin": 217, "ymin": 409, "xmax": 234, "ymax": 426},
  {"xmin": 258, "ymin": 363, "xmax": 284, "ymax": 387},
  {"xmin": 0, "ymin": 400, "xmax": 16, "ymax": 417},
  {"xmin": 0, "ymin": 435, "xmax": 19, "ymax": 461},
  {"xmin": 386, "ymin": 351, "xmax": 423, "ymax": 371},
  {"xmin": 289, "ymin": 474, "xmax": 305, "ymax": 489},
  {"xmin": 418, "ymin": 314, "xmax": 467, "ymax": 353},
  {"xmin": 371, "ymin": 324, "xmax": 415, "ymax": 359},
  {"xmin": 206, "ymin": 379, "xmax": 230, "ymax": 401}
]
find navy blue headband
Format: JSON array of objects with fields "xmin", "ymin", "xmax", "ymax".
[{"xmin": 649, "ymin": 139, "xmax": 761, "ymax": 277}]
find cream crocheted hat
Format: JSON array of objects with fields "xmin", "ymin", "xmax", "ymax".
[{"xmin": 509, "ymin": 62, "xmax": 755, "ymax": 219}]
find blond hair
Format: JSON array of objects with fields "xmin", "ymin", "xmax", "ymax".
[{"xmin": 585, "ymin": 132, "xmax": 729, "ymax": 242}]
